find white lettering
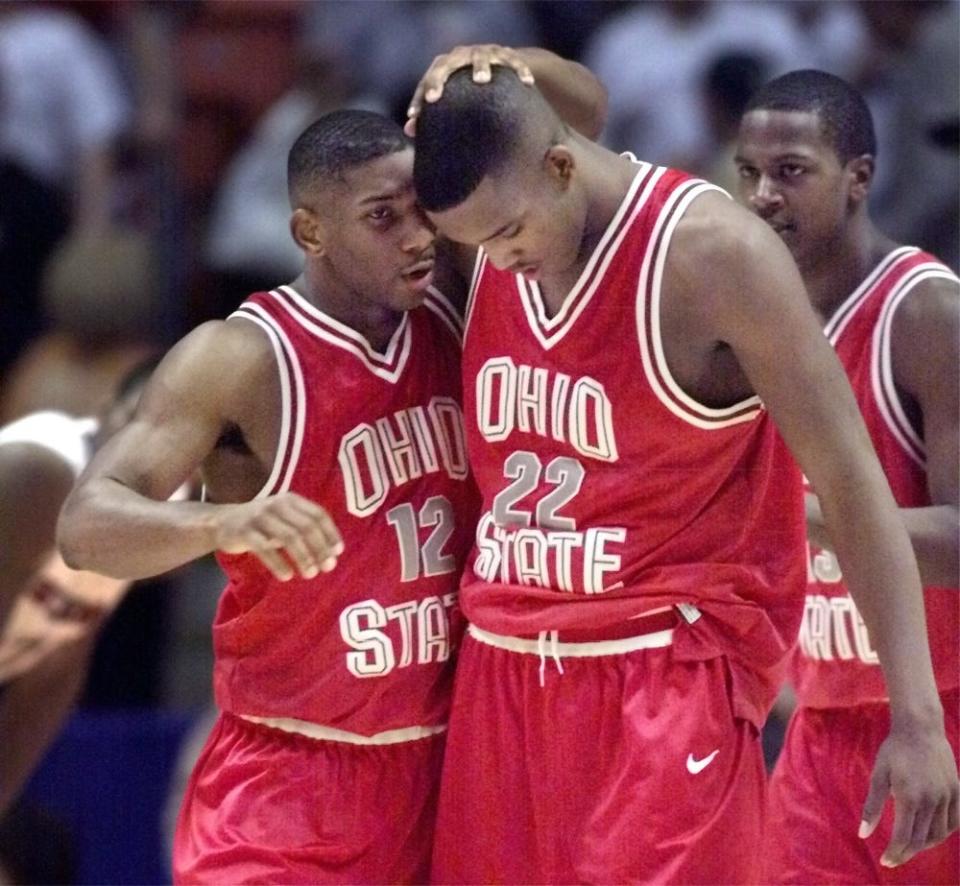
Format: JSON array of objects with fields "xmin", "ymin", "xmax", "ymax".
[
  {"xmin": 340, "ymin": 594, "xmax": 457, "ymax": 678},
  {"xmin": 476, "ymin": 358, "xmax": 617, "ymax": 462},
  {"xmin": 340, "ymin": 402, "xmax": 468, "ymax": 517}
]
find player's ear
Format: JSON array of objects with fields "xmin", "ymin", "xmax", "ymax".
[
  {"xmin": 847, "ymin": 154, "xmax": 874, "ymax": 206},
  {"xmin": 544, "ymin": 144, "xmax": 575, "ymax": 191},
  {"xmin": 291, "ymin": 208, "xmax": 328, "ymax": 257}
]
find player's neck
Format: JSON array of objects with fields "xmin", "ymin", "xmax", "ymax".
[
  {"xmin": 288, "ymin": 272, "xmax": 402, "ymax": 353},
  {"xmin": 578, "ymin": 144, "xmax": 639, "ymax": 264},
  {"xmin": 803, "ymin": 220, "xmax": 898, "ymax": 324}
]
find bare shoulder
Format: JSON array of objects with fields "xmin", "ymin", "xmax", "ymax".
[
  {"xmin": 140, "ymin": 319, "xmax": 278, "ymax": 419},
  {"xmin": 669, "ymin": 190, "xmax": 779, "ymax": 275},
  {"xmin": 891, "ymin": 273, "xmax": 960, "ymax": 337},
  {"xmin": 891, "ymin": 273, "xmax": 960, "ymax": 394},
  {"xmin": 663, "ymin": 189, "xmax": 802, "ymax": 337}
]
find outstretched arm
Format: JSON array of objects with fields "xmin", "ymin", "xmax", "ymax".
[
  {"xmin": 669, "ymin": 191, "xmax": 958, "ymax": 867},
  {"xmin": 58, "ymin": 320, "xmax": 342, "ymax": 582}
]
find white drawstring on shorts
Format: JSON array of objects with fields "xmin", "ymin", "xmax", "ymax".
[{"xmin": 536, "ymin": 629, "xmax": 565, "ymax": 687}]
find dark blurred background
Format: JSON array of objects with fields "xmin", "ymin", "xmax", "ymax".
[{"xmin": 0, "ymin": 2, "xmax": 955, "ymax": 882}]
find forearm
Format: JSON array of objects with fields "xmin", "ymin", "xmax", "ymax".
[
  {"xmin": 900, "ymin": 505, "xmax": 959, "ymax": 589},
  {"xmin": 519, "ymin": 47, "xmax": 607, "ymax": 139},
  {"xmin": 0, "ymin": 636, "xmax": 94, "ymax": 816},
  {"xmin": 58, "ymin": 478, "xmax": 218, "ymax": 579},
  {"xmin": 808, "ymin": 497, "xmax": 958, "ymax": 588},
  {"xmin": 820, "ymin": 468, "xmax": 942, "ymax": 726}
]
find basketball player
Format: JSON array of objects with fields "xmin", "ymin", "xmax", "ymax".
[
  {"xmin": 735, "ymin": 69, "xmax": 959, "ymax": 883},
  {"xmin": 411, "ymin": 67, "xmax": 958, "ymax": 882},
  {"xmin": 57, "ymin": 48, "xmax": 605, "ymax": 883},
  {"xmin": 0, "ymin": 359, "xmax": 155, "ymax": 815}
]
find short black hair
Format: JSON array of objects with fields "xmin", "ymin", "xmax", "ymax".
[
  {"xmin": 414, "ymin": 67, "xmax": 538, "ymax": 212},
  {"xmin": 287, "ymin": 110, "xmax": 410, "ymax": 204},
  {"xmin": 744, "ymin": 69, "xmax": 876, "ymax": 163}
]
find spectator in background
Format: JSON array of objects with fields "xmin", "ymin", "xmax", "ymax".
[
  {"xmin": 0, "ymin": 231, "xmax": 157, "ymax": 423},
  {"xmin": 0, "ymin": 358, "xmax": 158, "ymax": 817},
  {"xmin": 204, "ymin": 29, "xmax": 386, "ymax": 314},
  {"xmin": 852, "ymin": 0, "xmax": 959, "ymax": 270},
  {"xmin": 699, "ymin": 53, "xmax": 769, "ymax": 193},
  {"xmin": 584, "ymin": 0, "xmax": 806, "ymax": 170},
  {"xmin": 302, "ymin": 0, "xmax": 537, "ymax": 120},
  {"xmin": 0, "ymin": 2, "xmax": 130, "ymax": 374}
]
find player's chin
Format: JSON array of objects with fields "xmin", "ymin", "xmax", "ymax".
[{"xmin": 393, "ymin": 268, "xmax": 435, "ymax": 309}]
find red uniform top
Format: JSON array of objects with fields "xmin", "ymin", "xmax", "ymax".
[
  {"xmin": 793, "ymin": 246, "xmax": 959, "ymax": 708},
  {"xmin": 211, "ymin": 285, "xmax": 477, "ymax": 734},
  {"xmin": 460, "ymin": 162, "xmax": 806, "ymax": 727}
]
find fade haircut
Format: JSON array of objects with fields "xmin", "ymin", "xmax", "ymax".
[
  {"xmin": 287, "ymin": 110, "xmax": 410, "ymax": 206},
  {"xmin": 744, "ymin": 70, "xmax": 876, "ymax": 163},
  {"xmin": 414, "ymin": 67, "xmax": 557, "ymax": 212}
]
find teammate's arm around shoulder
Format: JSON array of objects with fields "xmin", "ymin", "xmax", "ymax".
[
  {"xmin": 57, "ymin": 320, "xmax": 342, "ymax": 582},
  {"xmin": 889, "ymin": 275, "xmax": 960, "ymax": 587},
  {"xmin": 668, "ymin": 192, "xmax": 958, "ymax": 866}
]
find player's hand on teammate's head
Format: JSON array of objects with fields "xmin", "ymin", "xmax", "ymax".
[
  {"xmin": 211, "ymin": 492, "xmax": 344, "ymax": 582},
  {"xmin": 860, "ymin": 726, "xmax": 960, "ymax": 867},
  {"xmin": 405, "ymin": 44, "xmax": 535, "ymax": 136}
]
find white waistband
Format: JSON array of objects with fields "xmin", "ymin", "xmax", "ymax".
[
  {"xmin": 239, "ymin": 714, "xmax": 447, "ymax": 745},
  {"xmin": 467, "ymin": 623, "xmax": 675, "ymax": 657}
]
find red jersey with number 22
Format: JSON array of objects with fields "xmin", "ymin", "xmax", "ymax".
[{"xmin": 460, "ymin": 161, "xmax": 806, "ymax": 728}]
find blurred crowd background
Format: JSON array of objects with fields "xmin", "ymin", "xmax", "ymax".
[{"xmin": 0, "ymin": 1, "xmax": 956, "ymax": 882}]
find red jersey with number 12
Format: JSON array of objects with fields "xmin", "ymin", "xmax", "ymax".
[
  {"xmin": 794, "ymin": 246, "xmax": 959, "ymax": 708},
  {"xmin": 211, "ymin": 285, "xmax": 477, "ymax": 734},
  {"xmin": 460, "ymin": 162, "xmax": 806, "ymax": 728}
]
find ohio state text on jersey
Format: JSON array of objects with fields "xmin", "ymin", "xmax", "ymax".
[
  {"xmin": 795, "ymin": 247, "xmax": 959, "ymax": 708},
  {"xmin": 460, "ymin": 162, "xmax": 807, "ymax": 727},
  {"xmin": 213, "ymin": 285, "xmax": 478, "ymax": 735}
]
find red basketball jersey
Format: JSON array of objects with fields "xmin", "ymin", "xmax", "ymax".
[
  {"xmin": 460, "ymin": 163, "xmax": 806, "ymax": 727},
  {"xmin": 793, "ymin": 247, "xmax": 959, "ymax": 708},
  {"xmin": 211, "ymin": 285, "xmax": 478, "ymax": 734}
]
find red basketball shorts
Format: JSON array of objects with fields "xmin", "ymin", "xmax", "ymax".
[
  {"xmin": 173, "ymin": 712, "xmax": 446, "ymax": 884},
  {"xmin": 431, "ymin": 621, "xmax": 766, "ymax": 884},
  {"xmin": 766, "ymin": 688, "xmax": 959, "ymax": 884}
]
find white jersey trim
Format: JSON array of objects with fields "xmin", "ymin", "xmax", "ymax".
[
  {"xmin": 240, "ymin": 714, "xmax": 447, "ymax": 745},
  {"xmin": 871, "ymin": 262, "xmax": 959, "ymax": 467},
  {"xmin": 824, "ymin": 246, "xmax": 919, "ymax": 345},
  {"xmin": 462, "ymin": 250, "xmax": 487, "ymax": 349},
  {"xmin": 638, "ymin": 183, "xmax": 762, "ymax": 429},
  {"xmin": 423, "ymin": 285, "xmax": 464, "ymax": 344},
  {"xmin": 517, "ymin": 162, "xmax": 664, "ymax": 351},
  {"xmin": 468, "ymin": 623, "xmax": 674, "ymax": 656},
  {"xmin": 275, "ymin": 285, "xmax": 412, "ymax": 383},
  {"xmin": 228, "ymin": 305, "xmax": 306, "ymax": 497}
]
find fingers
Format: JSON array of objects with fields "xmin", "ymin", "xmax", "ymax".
[
  {"xmin": 217, "ymin": 494, "xmax": 343, "ymax": 581},
  {"xmin": 252, "ymin": 542, "xmax": 296, "ymax": 583},
  {"xmin": 893, "ymin": 797, "xmax": 939, "ymax": 866},
  {"xmin": 860, "ymin": 761, "xmax": 889, "ymax": 840},
  {"xmin": 882, "ymin": 795, "xmax": 920, "ymax": 868},
  {"xmin": 406, "ymin": 44, "xmax": 535, "ymax": 132}
]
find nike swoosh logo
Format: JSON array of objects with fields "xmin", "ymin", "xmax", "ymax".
[{"xmin": 686, "ymin": 749, "xmax": 720, "ymax": 774}]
